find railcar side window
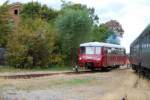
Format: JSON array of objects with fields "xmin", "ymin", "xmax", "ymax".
[
  {"xmin": 111, "ymin": 48, "xmax": 117, "ymax": 54},
  {"xmin": 107, "ymin": 48, "xmax": 112, "ymax": 54},
  {"xmin": 107, "ymin": 48, "xmax": 125, "ymax": 55},
  {"xmin": 122, "ymin": 49, "xmax": 126, "ymax": 55}
]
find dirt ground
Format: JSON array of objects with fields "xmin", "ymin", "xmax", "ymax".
[{"xmin": 0, "ymin": 67, "xmax": 150, "ymax": 100}]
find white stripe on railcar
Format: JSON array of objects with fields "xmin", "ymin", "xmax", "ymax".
[{"xmin": 80, "ymin": 42, "xmax": 125, "ymax": 49}]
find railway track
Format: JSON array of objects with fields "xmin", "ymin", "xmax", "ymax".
[
  {"xmin": 0, "ymin": 67, "xmax": 130, "ymax": 79},
  {"xmin": 0, "ymin": 71, "xmax": 92, "ymax": 79}
]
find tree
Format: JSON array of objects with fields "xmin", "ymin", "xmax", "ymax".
[
  {"xmin": 6, "ymin": 18, "xmax": 58, "ymax": 68},
  {"xmin": 89, "ymin": 24, "xmax": 111, "ymax": 42},
  {"xmin": 106, "ymin": 32, "xmax": 121, "ymax": 45},
  {"xmin": 21, "ymin": 2, "xmax": 58, "ymax": 21},
  {"xmin": 0, "ymin": 1, "xmax": 14, "ymax": 47},
  {"xmin": 55, "ymin": 8, "xmax": 92, "ymax": 64},
  {"xmin": 105, "ymin": 20, "xmax": 124, "ymax": 36},
  {"xmin": 61, "ymin": 1, "xmax": 99, "ymax": 24},
  {"xmin": 105, "ymin": 20, "xmax": 124, "ymax": 44}
]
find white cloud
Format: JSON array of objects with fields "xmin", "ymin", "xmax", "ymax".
[
  {"xmin": 0, "ymin": 0, "xmax": 150, "ymax": 52},
  {"xmin": 119, "ymin": 2, "xmax": 150, "ymax": 52}
]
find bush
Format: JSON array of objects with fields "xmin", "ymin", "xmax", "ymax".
[
  {"xmin": 6, "ymin": 18, "xmax": 58, "ymax": 68},
  {"xmin": 49, "ymin": 54, "xmax": 66, "ymax": 66},
  {"xmin": 0, "ymin": 1, "xmax": 14, "ymax": 47}
]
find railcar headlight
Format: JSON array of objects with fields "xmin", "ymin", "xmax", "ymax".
[{"xmin": 79, "ymin": 57, "xmax": 82, "ymax": 60}]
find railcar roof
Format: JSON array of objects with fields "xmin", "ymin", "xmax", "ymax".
[{"xmin": 80, "ymin": 42, "xmax": 125, "ymax": 49}]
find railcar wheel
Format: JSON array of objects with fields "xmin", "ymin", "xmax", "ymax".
[
  {"xmin": 90, "ymin": 67, "xmax": 95, "ymax": 71},
  {"xmin": 115, "ymin": 65, "xmax": 120, "ymax": 68},
  {"xmin": 101, "ymin": 67, "xmax": 109, "ymax": 72},
  {"xmin": 85, "ymin": 62, "xmax": 94, "ymax": 71}
]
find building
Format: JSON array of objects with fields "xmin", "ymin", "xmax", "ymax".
[
  {"xmin": 8, "ymin": 2, "xmax": 22, "ymax": 26},
  {"xmin": 0, "ymin": 3, "xmax": 22, "ymax": 65}
]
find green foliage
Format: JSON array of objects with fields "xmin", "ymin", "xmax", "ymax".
[
  {"xmin": 49, "ymin": 54, "xmax": 66, "ymax": 66},
  {"xmin": 0, "ymin": 1, "xmax": 121, "ymax": 69},
  {"xmin": 55, "ymin": 8, "xmax": 92, "ymax": 63},
  {"xmin": 89, "ymin": 24, "xmax": 112, "ymax": 42},
  {"xmin": 0, "ymin": 1, "xmax": 14, "ymax": 47},
  {"xmin": 6, "ymin": 18, "xmax": 58, "ymax": 68},
  {"xmin": 61, "ymin": 1, "xmax": 99, "ymax": 24},
  {"xmin": 21, "ymin": 2, "xmax": 58, "ymax": 21}
]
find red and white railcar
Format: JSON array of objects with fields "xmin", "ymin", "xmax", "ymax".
[{"xmin": 78, "ymin": 42, "xmax": 127, "ymax": 70}]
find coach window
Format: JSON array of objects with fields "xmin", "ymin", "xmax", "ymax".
[
  {"xmin": 148, "ymin": 32, "xmax": 150, "ymax": 48},
  {"xmin": 149, "ymin": 31, "xmax": 150, "ymax": 43},
  {"xmin": 144, "ymin": 36, "xmax": 146, "ymax": 48},
  {"xmin": 148, "ymin": 33, "xmax": 150, "ymax": 47},
  {"xmin": 141, "ymin": 37, "xmax": 144, "ymax": 49},
  {"xmin": 145, "ymin": 35, "xmax": 147, "ymax": 48},
  {"xmin": 146, "ymin": 34, "xmax": 148, "ymax": 48}
]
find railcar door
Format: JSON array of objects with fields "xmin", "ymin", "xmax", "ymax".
[{"xmin": 102, "ymin": 47, "xmax": 107, "ymax": 67}]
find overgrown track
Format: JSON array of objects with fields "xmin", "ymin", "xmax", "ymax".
[
  {"xmin": 0, "ymin": 67, "xmax": 130, "ymax": 79},
  {"xmin": 0, "ymin": 71, "xmax": 92, "ymax": 79}
]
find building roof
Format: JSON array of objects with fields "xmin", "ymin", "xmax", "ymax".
[{"xmin": 9, "ymin": 2, "xmax": 22, "ymax": 7}]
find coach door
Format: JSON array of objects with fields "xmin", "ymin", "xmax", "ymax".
[
  {"xmin": 147, "ymin": 31, "xmax": 150, "ymax": 68},
  {"xmin": 143, "ymin": 32, "xmax": 150, "ymax": 68},
  {"xmin": 139, "ymin": 39, "xmax": 142, "ymax": 65}
]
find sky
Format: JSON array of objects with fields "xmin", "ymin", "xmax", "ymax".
[{"xmin": 0, "ymin": 0, "xmax": 150, "ymax": 53}]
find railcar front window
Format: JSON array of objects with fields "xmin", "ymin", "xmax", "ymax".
[
  {"xmin": 80, "ymin": 46, "xmax": 101, "ymax": 54},
  {"xmin": 95, "ymin": 47, "xmax": 101, "ymax": 54},
  {"xmin": 80, "ymin": 47, "xmax": 85, "ymax": 54},
  {"xmin": 86, "ymin": 47, "xmax": 95, "ymax": 54}
]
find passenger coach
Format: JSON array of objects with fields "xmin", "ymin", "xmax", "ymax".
[
  {"xmin": 130, "ymin": 24, "xmax": 150, "ymax": 78},
  {"xmin": 78, "ymin": 42, "xmax": 126, "ymax": 70}
]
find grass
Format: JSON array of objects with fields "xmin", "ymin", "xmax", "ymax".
[
  {"xmin": 0, "ymin": 66, "xmax": 27, "ymax": 73},
  {"xmin": 100, "ymin": 70, "xmax": 150, "ymax": 100},
  {"xmin": 65, "ymin": 78, "xmax": 92, "ymax": 85},
  {"xmin": 0, "ymin": 76, "xmax": 94, "ymax": 91},
  {"xmin": 48, "ymin": 65, "xmax": 73, "ymax": 71},
  {"xmin": 0, "ymin": 65, "xmax": 72, "ymax": 73}
]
